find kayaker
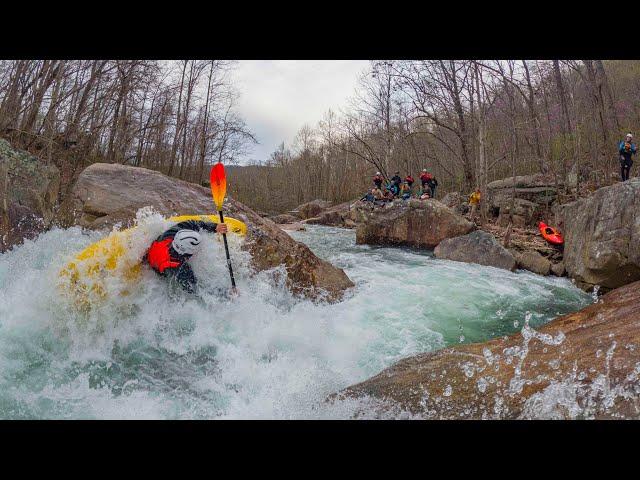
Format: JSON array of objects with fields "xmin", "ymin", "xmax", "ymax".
[
  {"xmin": 420, "ymin": 169, "xmax": 433, "ymax": 189},
  {"xmin": 145, "ymin": 219, "xmax": 228, "ymax": 293},
  {"xmin": 618, "ymin": 133, "xmax": 636, "ymax": 181},
  {"xmin": 405, "ymin": 174, "xmax": 415, "ymax": 188},
  {"xmin": 400, "ymin": 181, "xmax": 412, "ymax": 200},
  {"xmin": 391, "ymin": 171, "xmax": 402, "ymax": 189}
]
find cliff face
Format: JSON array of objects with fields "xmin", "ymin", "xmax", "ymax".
[
  {"xmin": 555, "ymin": 178, "xmax": 640, "ymax": 291},
  {"xmin": 336, "ymin": 280, "xmax": 640, "ymax": 419},
  {"xmin": 355, "ymin": 199, "xmax": 474, "ymax": 249},
  {"xmin": 57, "ymin": 162, "xmax": 354, "ymax": 302}
]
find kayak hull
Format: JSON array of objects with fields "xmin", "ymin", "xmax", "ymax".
[
  {"xmin": 58, "ymin": 214, "xmax": 246, "ymax": 309},
  {"xmin": 538, "ymin": 221, "xmax": 564, "ymax": 246}
]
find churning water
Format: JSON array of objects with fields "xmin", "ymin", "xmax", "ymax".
[{"xmin": 0, "ymin": 213, "xmax": 591, "ymax": 419}]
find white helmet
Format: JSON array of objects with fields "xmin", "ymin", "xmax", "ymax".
[
  {"xmin": 626, "ymin": 133, "xmax": 633, "ymax": 139},
  {"xmin": 422, "ymin": 168, "xmax": 427, "ymax": 172},
  {"xmin": 376, "ymin": 172, "xmax": 381, "ymax": 175},
  {"xmin": 172, "ymin": 229, "xmax": 201, "ymax": 256}
]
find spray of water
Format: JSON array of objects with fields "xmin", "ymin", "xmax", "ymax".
[{"xmin": 0, "ymin": 217, "xmax": 592, "ymax": 419}]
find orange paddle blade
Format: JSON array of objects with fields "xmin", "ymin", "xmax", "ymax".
[{"xmin": 210, "ymin": 163, "xmax": 227, "ymax": 211}]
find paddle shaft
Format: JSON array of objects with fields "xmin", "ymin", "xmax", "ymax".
[{"xmin": 218, "ymin": 209, "xmax": 236, "ymax": 289}]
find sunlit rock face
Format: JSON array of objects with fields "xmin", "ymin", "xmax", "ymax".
[
  {"xmin": 335, "ymin": 280, "xmax": 640, "ymax": 419},
  {"xmin": 555, "ymin": 178, "xmax": 640, "ymax": 292}
]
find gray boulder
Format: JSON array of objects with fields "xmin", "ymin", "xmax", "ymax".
[
  {"xmin": 434, "ymin": 230, "xmax": 516, "ymax": 271},
  {"xmin": 355, "ymin": 199, "xmax": 474, "ymax": 249},
  {"xmin": 555, "ymin": 178, "xmax": 640, "ymax": 291},
  {"xmin": 486, "ymin": 174, "xmax": 560, "ymax": 217}
]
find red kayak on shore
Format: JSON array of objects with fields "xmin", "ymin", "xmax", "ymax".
[{"xmin": 539, "ymin": 221, "xmax": 564, "ymax": 246}]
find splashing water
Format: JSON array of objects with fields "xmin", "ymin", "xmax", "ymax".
[{"xmin": 0, "ymin": 221, "xmax": 591, "ymax": 419}]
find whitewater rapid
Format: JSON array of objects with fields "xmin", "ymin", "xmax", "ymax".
[{"xmin": 0, "ymin": 215, "xmax": 591, "ymax": 419}]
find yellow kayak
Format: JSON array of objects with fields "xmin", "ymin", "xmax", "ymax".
[{"xmin": 58, "ymin": 215, "xmax": 246, "ymax": 310}]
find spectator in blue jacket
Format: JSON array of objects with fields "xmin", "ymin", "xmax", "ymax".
[{"xmin": 619, "ymin": 133, "xmax": 637, "ymax": 181}]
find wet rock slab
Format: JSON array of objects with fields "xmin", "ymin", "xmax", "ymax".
[{"xmin": 334, "ymin": 280, "xmax": 640, "ymax": 419}]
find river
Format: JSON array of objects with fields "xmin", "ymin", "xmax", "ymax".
[{"xmin": 0, "ymin": 219, "xmax": 591, "ymax": 419}]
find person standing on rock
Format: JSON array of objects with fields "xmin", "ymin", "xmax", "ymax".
[
  {"xmin": 469, "ymin": 188, "xmax": 481, "ymax": 222},
  {"xmin": 619, "ymin": 133, "xmax": 636, "ymax": 181},
  {"xmin": 373, "ymin": 172, "xmax": 384, "ymax": 189},
  {"xmin": 145, "ymin": 219, "xmax": 228, "ymax": 294},
  {"xmin": 428, "ymin": 175, "xmax": 438, "ymax": 199}
]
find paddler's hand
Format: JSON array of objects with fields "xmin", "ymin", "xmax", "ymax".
[{"xmin": 216, "ymin": 223, "xmax": 228, "ymax": 234}]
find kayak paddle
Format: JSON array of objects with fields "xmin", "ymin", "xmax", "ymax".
[{"xmin": 210, "ymin": 162, "xmax": 237, "ymax": 292}]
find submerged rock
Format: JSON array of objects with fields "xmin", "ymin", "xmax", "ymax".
[
  {"xmin": 57, "ymin": 163, "xmax": 354, "ymax": 302},
  {"xmin": 0, "ymin": 139, "xmax": 60, "ymax": 252},
  {"xmin": 355, "ymin": 199, "xmax": 474, "ymax": 249},
  {"xmin": 336, "ymin": 280, "xmax": 640, "ymax": 419},
  {"xmin": 555, "ymin": 178, "xmax": 640, "ymax": 291},
  {"xmin": 434, "ymin": 230, "xmax": 516, "ymax": 271}
]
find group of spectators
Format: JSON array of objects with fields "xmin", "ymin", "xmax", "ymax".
[{"xmin": 364, "ymin": 169, "xmax": 438, "ymax": 205}]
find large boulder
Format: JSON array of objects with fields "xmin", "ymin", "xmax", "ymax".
[
  {"xmin": 555, "ymin": 178, "xmax": 640, "ymax": 291},
  {"xmin": 295, "ymin": 199, "xmax": 332, "ymax": 220},
  {"xmin": 336, "ymin": 280, "xmax": 640, "ymax": 419},
  {"xmin": 486, "ymin": 174, "xmax": 559, "ymax": 217},
  {"xmin": 434, "ymin": 230, "xmax": 516, "ymax": 271},
  {"xmin": 355, "ymin": 199, "xmax": 474, "ymax": 249},
  {"xmin": 57, "ymin": 163, "xmax": 354, "ymax": 302},
  {"xmin": 0, "ymin": 139, "xmax": 60, "ymax": 252}
]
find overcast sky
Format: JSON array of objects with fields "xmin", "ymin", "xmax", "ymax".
[{"xmin": 231, "ymin": 60, "xmax": 369, "ymax": 164}]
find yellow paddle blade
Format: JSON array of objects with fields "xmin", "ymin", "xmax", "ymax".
[{"xmin": 210, "ymin": 162, "xmax": 227, "ymax": 211}]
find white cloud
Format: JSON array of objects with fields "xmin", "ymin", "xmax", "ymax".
[{"xmin": 232, "ymin": 60, "xmax": 369, "ymax": 163}]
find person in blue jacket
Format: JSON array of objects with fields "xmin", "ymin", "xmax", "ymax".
[{"xmin": 619, "ymin": 133, "xmax": 637, "ymax": 181}]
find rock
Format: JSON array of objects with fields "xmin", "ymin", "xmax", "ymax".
[
  {"xmin": 279, "ymin": 222, "xmax": 306, "ymax": 232},
  {"xmin": 303, "ymin": 200, "xmax": 364, "ymax": 229},
  {"xmin": 271, "ymin": 214, "xmax": 299, "ymax": 224},
  {"xmin": 555, "ymin": 178, "xmax": 640, "ymax": 291},
  {"xmin": 441, "ymin": 191, "xmax": 469, "ymax": 216},
  {"xmin": 434, "ymin": 231, "xmax": 516, "ymax": 271},
  {"xmin": 441, "ymin": 192, "xmax": 464, "ymax": 209},
  {"xmin": 355, "ymin": 199, "xmax": 474, "ymax": 249},
  {"xmin": 551, "ymin": 261, "xmax": 566, "ymax": 277},
  {"xmin": 516, "ymin": 250, "xmax": 552, "ymax": 276},
  {"xmin": 0, "ymin": 139, "xmax": 60, "ymax": 252},
  {"xmin": 486, "ymin": 174, "xmax": 560, "ymax": 217},
  {"xmin": 296, "ymin": 199, "xmax": 332, "ymax": 220},
  {"xmin": 58, "ymin": 163, "xmax": 354, "ymax": 302},
  {"xmin": 497, "ymin": 198, "xmax": 540, "ymax": 227},
  {"xmin": 336, "ymin": 280, "xmax": 640, "ymax": 419}
]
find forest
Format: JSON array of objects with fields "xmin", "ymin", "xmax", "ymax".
[
  {"xmin": 229, "ymin": 60, "xmax": 636, "ymax": 214},
  {"xmin": 0, "ymin": 60, "xmax": 635, "ymax": 214}
]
